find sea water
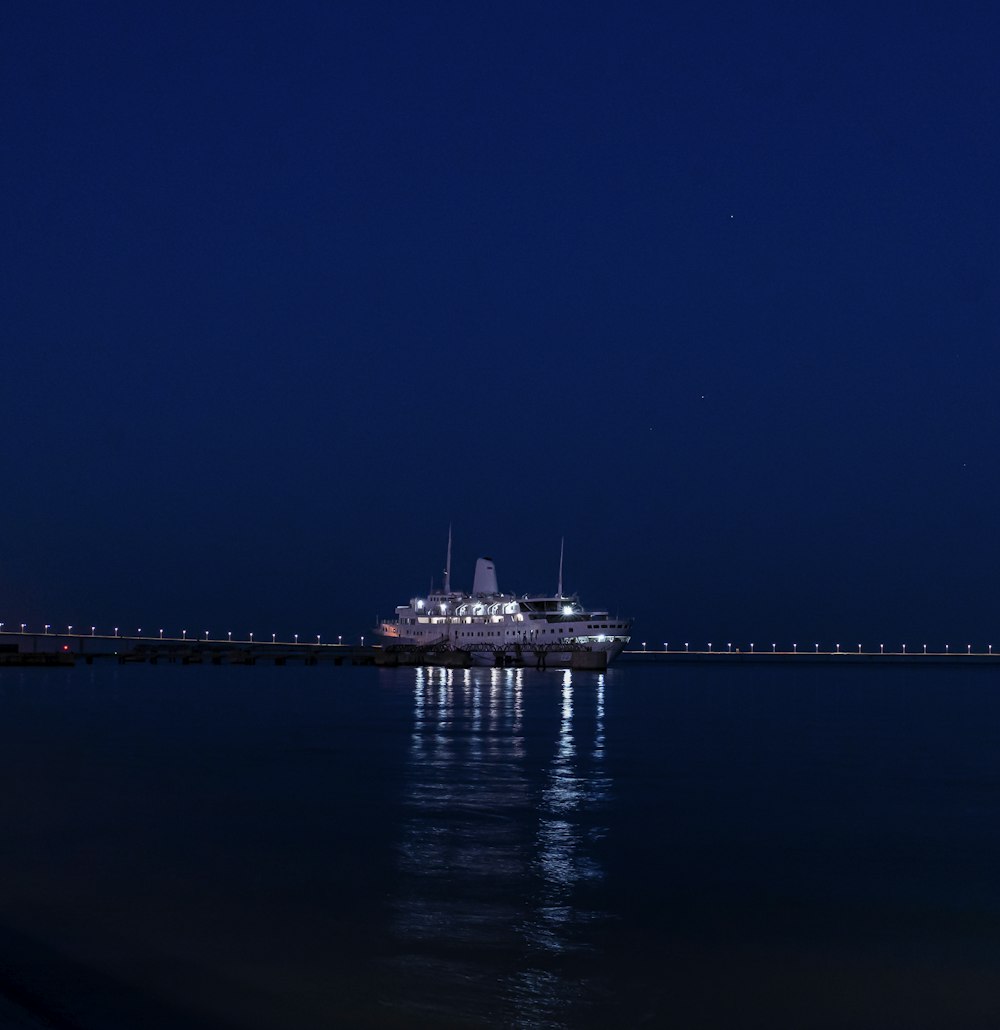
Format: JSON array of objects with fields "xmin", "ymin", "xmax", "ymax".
[{"xmin": 1, "ymin": 661, "xmax": 999, "ymax": 1028}]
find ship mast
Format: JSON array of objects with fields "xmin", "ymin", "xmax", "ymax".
[
  {"xmin": 556, "ymin": 536, "xmax": 564, "ymax": 599},
  {"xmin": 443, "ymin": 524, "xmax": 452, "ymax": 595}
]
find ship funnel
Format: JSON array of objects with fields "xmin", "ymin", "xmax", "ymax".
[{"xmin": 472, "ymin": 557, "xmax": 498, "ymax": 595}]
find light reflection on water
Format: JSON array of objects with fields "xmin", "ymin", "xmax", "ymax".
[
  {"xmin": 389, "ymin": 667, "xmax": 610, "ymax": 1027},
  {"xmin": 6, "ymin": 663, "xmax": 1000, "ymax": 1026}
]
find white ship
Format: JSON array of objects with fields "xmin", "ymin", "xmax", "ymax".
[{"xmin": 378, "ymin": 533, "xmax": 631, "ymax": 668}]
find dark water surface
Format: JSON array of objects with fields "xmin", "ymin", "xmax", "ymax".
[{"xmin": 2, "ymin": 662, "xmax": 1000, "ymax": 1028}]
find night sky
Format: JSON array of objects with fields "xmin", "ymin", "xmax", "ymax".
[{"xmin": 2, "ymin": 3, "xmax": 998, "ymax": 647}]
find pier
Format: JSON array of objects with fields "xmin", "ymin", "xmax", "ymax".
[
  {"xmin": 4, "ymin": 631, "xmax": 998, "ymax": 670},
  {"xmin": 0, "ymin": 631, "xmax": 609, "ymax": 670},
  {"xmin": 621, "ymin": 646, "xmax": 1000, "ymax": 665},
  {"xmin": 0, "ymin": 630, "xmax": 368, "ymax": 667}
]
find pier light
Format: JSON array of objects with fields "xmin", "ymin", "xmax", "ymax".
[
  {"xmin": 902, "ymin": 644, "xmax": 906, "ymax": 654},
  {"xmin": 182, "ymin": 630, "xmax": 186, "ymax": 640},
  {"xmin": 772, "ymin": 643, "xmax": 776, "ymax": 652},
  {"xmin": 945, "ymin": 644, "xmax": 950, "ymax": 653},
  {"xmin": 990, "ymin": 645, "xmax": 993, "ymax": 655},
  {"xmin": 294, "ymin": 633, "xmax": 298, "ymax": 644},
  {"xmin": 923, "ymin": 644, "xmax": 927, "ymax": 654},
  {"xmin": 750, "ymin": 642, "xmax": 754, "ymax": 652},
  {"xmin": 727, "ymin": 642, "xmax": 732, "ymax": 653},
  {"xmin": 44, "ymin": 624, "xmax": 50, "ymax": 634},
  {"xmin": 858, "ymin": 644, "xmax": 861, "ymax": 653},
  {"xmin": 338, "ymin": 635, "xmax": 342, "ymax": 646},
  {"xmin": 642, "ymin": 641, "xmax": 647, "ymax": 651},
  {"xmin": 836, "ymin": 643, "xmax": 840, "ymax": 653},
  {"xmin": 228, "ymin": 631, "xmax": 232, "ymax": 642},
  {"xmin": 880, "ymin": 643, "xmax": 884, "ymax": 654},
  {"xmin": 138, "ymin": 628, "xmax": 142, "ymax": 637},
  {"xmin": 361, "ymin": 635, "xmax": 365, "ymax": 647},
  {"xmin": 68, "ymin": 625, "xmax": 72, "ymax": 635},
  {"xmin": 92, "ymin": 627, "xmax": 95, "ymax": 636},
  {"xmin": 204, "ymin": 630, "xmax": 208, "ymax": 641},
  {"xmin": 968, "ymin": 644, "xmax": 972, "ymax": 654},
  {"xmin": 115, "ymin": 627, "xmax": 119, "ymax": 637},
  {"xmin": 664, "ymin": 642, "xmax": 668, "ymax": 652},
  {"xmin": 316, "ymin": 635, "xmax": 321, "ymax": 645},
  {"xmin": 272, "ymin": 633, "xmax": 276, "ymax": 644},
  {"xmin": 685, "ymin": 642, "xmax": 689, "ymax": 652},
  {"xmin": 249, "ymin": 632, "xmax": 254, "ymax": 642},
  {"xmin": 793, "ymin": 643, "xmax": 797, "ymax": 653},
  {"xmin": 159, "ymin": 629, "xmax": 163, "ymax": 639},
  {"xmin": 0, "ymin": 624, "xmax": 3, "ymax": 632},
  {"xmin": 815, "ymin": 643, "xmax": 819, "ymax": 653},
  {"xmin": 21, "ymin": 624, "xmax": 26, "ymax": 633},
  {"xmin": 707, "ymin": 642, "xmax": 712, "ymax": 652}
]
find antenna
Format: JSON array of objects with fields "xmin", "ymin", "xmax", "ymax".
[
  {"xmin": 444, "ymin": 524, "xmax": 452, "ymax": 595},
  {"xmin": 557, "ymin": 537, "xmax": 564, "ymax": 598}
]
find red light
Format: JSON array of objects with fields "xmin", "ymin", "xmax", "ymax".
[{"xmin": 62, "ymin": 645, "xmax": 69, "ymax": 652}]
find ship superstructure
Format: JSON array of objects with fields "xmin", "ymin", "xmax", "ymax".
[{"xmin": 379, "ymin": 535, "xmax": 631, "ymax": 667}]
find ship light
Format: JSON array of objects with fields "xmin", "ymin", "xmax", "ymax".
[
  {"xmin": 562, "ymin": 605, "xmax": 573, "ymax": 615},
  {"xmin": 416, "ymin": 600, "xmax": 424, "ymax": 610}
]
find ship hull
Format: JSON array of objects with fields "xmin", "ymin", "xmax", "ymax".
[
  {"xmin": 385, "ymin": 628, "xmax": 630, "ymax": 668},
  {"xmin": 466, "ymin": 637, "xmax": 627, "ymax": 669}
]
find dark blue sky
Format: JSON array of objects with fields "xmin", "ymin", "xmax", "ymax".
[{"xmin": 2, "ymin": 2, "xmax": 998, "ymax": 647}]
